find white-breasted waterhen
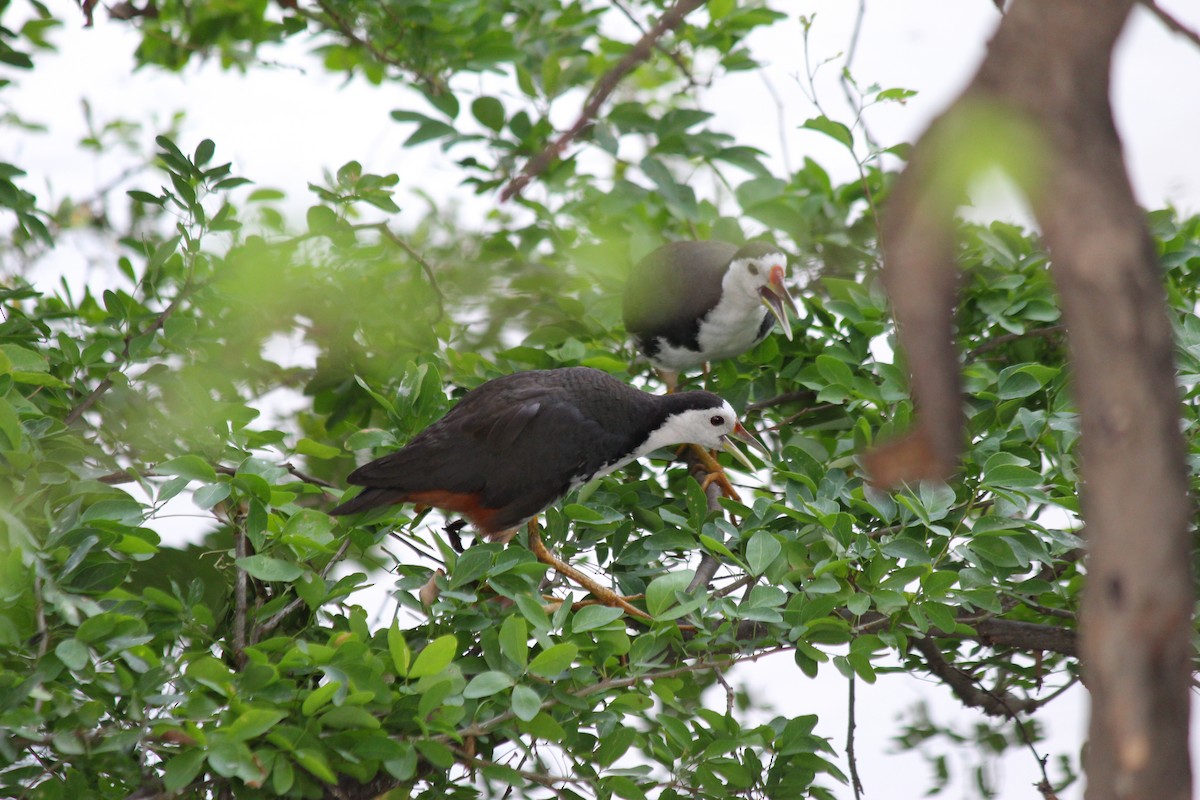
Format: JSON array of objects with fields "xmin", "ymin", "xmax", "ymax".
[
  {"xmin": 623, "ymin": 240, "xmax": 794, "ymax": 502},
  {"xmin": 329, "ymin": 366, "xmax": 769, "ymax": 618},
  {"xmin": 623, "ymin": 240, "xmax": 797, "ymax": 393}
]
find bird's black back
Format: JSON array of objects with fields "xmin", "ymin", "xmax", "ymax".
[{"xmin": 335, "ymin": 367, "xmax": 726, "ymax": 531}]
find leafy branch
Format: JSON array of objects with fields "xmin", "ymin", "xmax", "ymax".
[{"xmin": 499, "ymin": 0, "xmax": 706, "ymax": 202}]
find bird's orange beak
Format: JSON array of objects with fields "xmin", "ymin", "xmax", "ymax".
[
  {"xmin": 721, "ymin": 421, "xmax": 772, "ymax": 470},
  {"xmin": 758, "ymin": 264, "xmax": 798, "ymax": 341}
]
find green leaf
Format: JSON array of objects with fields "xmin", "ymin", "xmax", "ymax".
[
  {"xmin": 563, "ymin": 503, "xmax": 604, "ymax": 522},
  {"xmin": 193, "ymin": 482, "xmax": 231, "ymax": 510},
  {"xmin": 55, "ymin": 638, "xmax": 89, "ymax": 671},
  {"xmin": 301, "ymin": 680, "xmax": 342, "ymax": 716},
  {"xmin": 224, "ymin": 708, "xmax": 286, "ymax": 742},
  {"xmin": 296, "ymin": 437, "xmax": 340, "ymax": 459},
  {"xmin": 596, "ymin": 726, "xmax": 637, "ymax": 766},
  {"xmin": 709, "ymin": 0, "xmax": 735, "ymax": 19},
  {"xmin": 388, "ymin": 622, "xmax": 411, "ymax": 676},
  {"xmin": 471, "ymin": 96, "xmax": 505, "ymax": 131},
  {"xmin": 194, "ymin": 138, "xmax": 215, "ymax": 167},
  {"xmin": 983, "ymin": 460, "xmax": 1042, "ymax": 489},
  {"xmin": 306, "ymin": 205, "xmax": 339, "ymax": 232},
  {"xmin": 802, "ymin": 116, "xmax": 854, "ymax": 149},
  {"xmin": 645, "ymin": 570, "xmax": 694, "ymax": 617},
  {"xmin": 319, "ymin": 706, "xmax": 381, "ymax": 729},
  {"xmin": 158, "ymin": 455, "xmax": 217, "ymax": 482},
  {"xmin": 463, "ymin": 670, "xmax": 514, "ymax": 699},
  {"xmin": 571, "ymin": 604, "xmax": 624, "ymax": 632},
  {"xmin": 405, "ymin": 120, "xmax": 457, "ymax": 147},
  {"xmin": 527, "ymin": 642, "xmax": 578, "ymax": 678},
  {"xmin": 880, "ymin": 537, "xmax": 932, "ymax": 564},
  {"xmin": 510, "ymin": 685, "xmax": 542, "ymax": 722},
  {"xmin": 293, "ymin": 748, "xmax": 337, "ymax": 784},
  {"xmin": 745, "ymin": 531, "xmax": 782, "ymax": 575},
  {"xmin": 498, "ymin": 615, "xmax": 528, "ymax": 668},
  {"xmin": 408, "ymin": 634, "xmax": 458, "ymax": 678},
  {"xmin": 235, "ymin": 555, "xmax": 304, "ymax": 582},
  {"xmin": 699, "ymin": 534, "xmax": 742, "ymax": 566},
  {"xmin": 163, "ymin": 750, "xmax": 206, "ymax": 792}
]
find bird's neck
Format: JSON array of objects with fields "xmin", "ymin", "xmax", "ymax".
[{"xmin": 634, "ymin": 395, "xmax": 710, "ymax": 457}]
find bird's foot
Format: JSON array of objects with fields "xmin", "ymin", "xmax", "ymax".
[
  {"xmin": 526, "ymin": 521, "xmax": 653, "ymax": 623},
  {"xmin": 690, "ymin": 444, "xmax": 742, "ymax": 502}
]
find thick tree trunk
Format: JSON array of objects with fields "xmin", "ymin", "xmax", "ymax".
[{"xmin": 870, "ymin": 1, "xmax": 1193, "ymax": 796}]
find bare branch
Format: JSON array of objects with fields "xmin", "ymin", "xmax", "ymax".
[{"xmin": 1137, "ymin": 0, "xmax": 1200, "ymax": 48}]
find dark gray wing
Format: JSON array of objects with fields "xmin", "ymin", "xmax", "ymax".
[
  {"xmin": 623, "ymin": 241, "xmax": 739, "ymax": 351},
  {"xmin": 342, "ymin": 375, "xmax": 619, "ymax": 529}
]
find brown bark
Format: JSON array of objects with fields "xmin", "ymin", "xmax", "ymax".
[{"xmin": 867, "ymin": 1, "xmax": 1193, "ymax": 796}]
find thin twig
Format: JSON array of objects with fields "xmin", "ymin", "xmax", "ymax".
[
  {"xmin": 365, "ymin": 223, "xmax": 446, "ymax": 323},
  {"xmin": 715, "ymin": 573, "xmax": 756, "ymax": 598},
  {"xmin": 280, "ymin": 462, "xmax": 338, "ymax": 489},
  {"xmin": 686, "ymin": 455, "xmax": 728, "ymax": 593},
  {"xmin": 715, "ymin": 668, "xmax": 736, "ymax": 716},
  {"xmin": 966, "ymin": 324, "xmax": 1066, "ymax": 358},
  {"xmin": 847, "ymin": 673, "xmax": 864, "ymax": 799},
  {"xmin": 838, "ymin": 0, "xmax": 880, "ymax": 154},
  {"xmin": 1137, "ymin": 0, "xmax": 1200, "ymax": 48},
  {"xmin": 611, "ymin": 0, "xmax": 698, "ymax": 87},
  {"xmin": 305, "ymin": 0, "xmax": 444, "ymax": 91},
  {"xmin": 499, "ymin": 0, "xmax": 706, "ymax": 202},
  {"xmin": 232, "ymin": 524, "xmax": 249, "ymax": 668},
  {"xmin": 746, "ymin": 388, "xmax": 817, "ymax": 413},
  {"xmin": 254, "ymin": 535, "xmax": 354, "ymax": 639},
  {"xmin": 97, "ymin": 461, "xmax": 337, "ymax": 491},
  {"xmin": 962, "ymin": 660, "xmax": 1063, "ymax": 799},
  {"xmin": 758, "ymin": 68, "xmax": 793, "ymax": 175},
  {"xmin": 770, "ymin": 402, "xmax": 840, "ymax": 430}
]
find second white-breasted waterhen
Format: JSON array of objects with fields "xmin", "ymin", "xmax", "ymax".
[
  {"xmin": 329, "ymin": 366, "xmax": 769, "ymax": 618},
  {"xmin": 623, "ymin": 240, "xmax": 798, "ymax": 392}
]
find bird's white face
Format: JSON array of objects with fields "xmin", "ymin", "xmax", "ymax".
[
  {"xmin": 724, "ymin": 251, "xmax": 797, "ymax": 341},
  {"xmin": 727, "ymin": 252, "xmax": 787, "ymax": 298},
  {"xmin": 637, "ymin": 401, "xmax": 771, "ymax": 471},
  {"xmin": 653, "ymin": 401, "xmax": 742, "ymax": 449}
]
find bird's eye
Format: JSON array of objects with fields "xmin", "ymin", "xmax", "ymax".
[
  {"xmin": 710, "ymin": 415, "xmax": 725, "ymax": 426},
  {"xmin": 746, "ymin": 263, "xmax": 759, "ymax": 276}
]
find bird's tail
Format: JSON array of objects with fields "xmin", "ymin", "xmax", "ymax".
[{"xmin": 328, "ymin": 487, "xmax": 408, "ymax": 516}]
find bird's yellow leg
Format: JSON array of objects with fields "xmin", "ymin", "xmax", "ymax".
[
  {"xmin": 526, "ymin": 520, "xmax": 653, "ymax": 622},
  {"xmin": 690, "ymin": 444, "xmax": 742, "ymax": 502}
]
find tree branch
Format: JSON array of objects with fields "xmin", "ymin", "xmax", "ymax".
[
  {"xmin": 859, "ymin": 3, "xmax": 1193, "ymax": 787},
  {"xmin": 498, "ymin": 0, "xmax": 706, "ymax": 202},
  {"xmin": 232, "ymin": 522, "xmax": 249, "ymax": 669},
  {"xmin": 846, "ymin": 674, "xmax": 865, "ymax": 798},
  {"xmin": 966, "ymin": 324, "xmax": 1066, "ymax": 358},
  {"xmin": 1137, "ymin": 0, "xmax": 1200, "ymax": 48},
  {"xmin": 912, "ymin": 637, "xmax": 1040, "ymax": 717},
  {"xmin": 745, "ymin": 388, "xmax": 817, "ymax": 413}
]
